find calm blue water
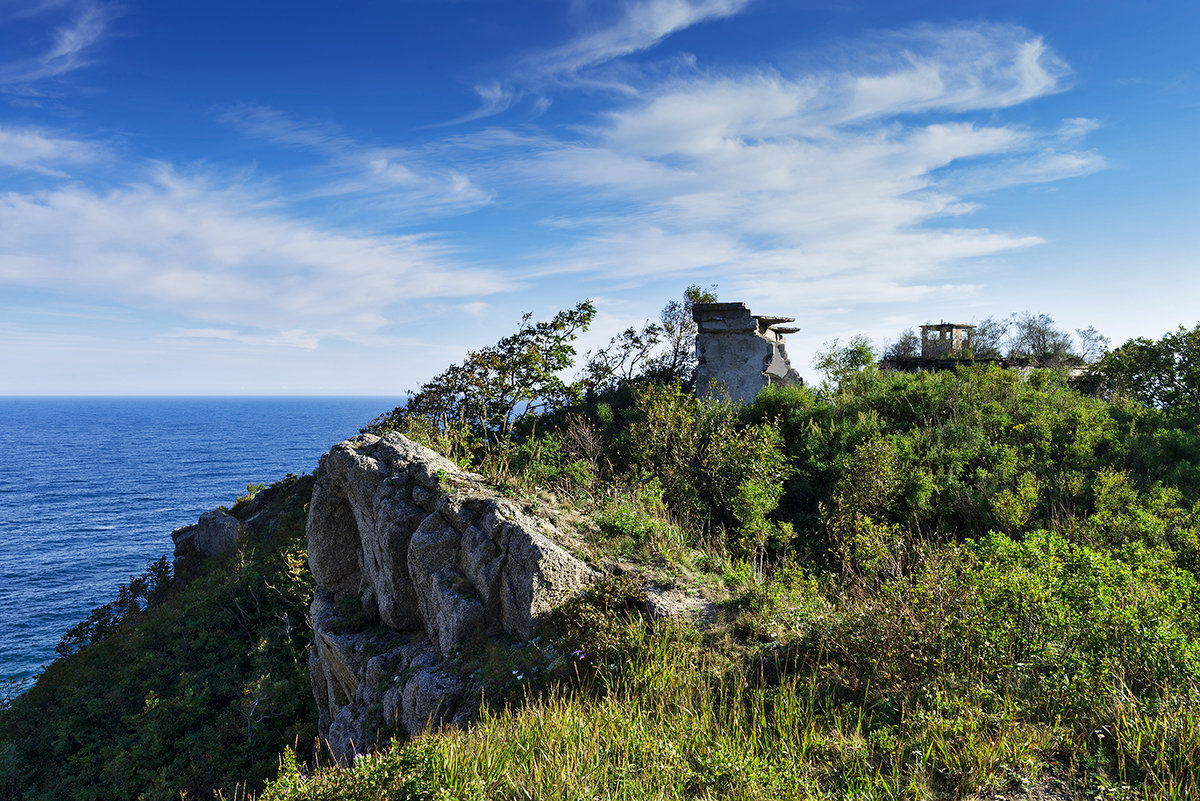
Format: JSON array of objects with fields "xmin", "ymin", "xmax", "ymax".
[{"xmin": 0, "ymin": 396, "xmax": 400, "ymax": 681}]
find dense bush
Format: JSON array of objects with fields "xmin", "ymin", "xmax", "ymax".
[
  {"xmin": 626, "ymin": 381, "xmax": 789, "ymax": 554},
  {"xmin": 744, "ymin": 366, "xmax": 1200, "ymax": 563},
  {"xmin": 0, "ymin": 476, "xmax": 317, "ymax": 801}
]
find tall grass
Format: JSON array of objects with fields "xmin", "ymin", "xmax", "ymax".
[{"xmin": 256, "ymin": 548, "xmax": 1200, "ymax": 800}]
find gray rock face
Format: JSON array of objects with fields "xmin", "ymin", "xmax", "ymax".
[
  {"xmin": 306, "ymin": 432, "xmax": 597, "ymax": 762},
  {"xmin": 644, "ymin": 586, "xmax": 717, "ymax": 624},
  {"xmin": 171, "ymin": 508, "xmax": 242, "ymax": 568}
]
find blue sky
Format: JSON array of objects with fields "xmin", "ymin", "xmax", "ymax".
[{"xmin": 1, "ymin": 0, "xmax": 1197, "ymax": 394}]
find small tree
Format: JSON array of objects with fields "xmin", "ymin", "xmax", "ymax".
[
  {"xmin": 362, "ymin": 300, "xmax": 597, "ymax": 448},
  {"xmin": 815, "ymin": 335, "xmax": 876, "ymax": 391},
  {"xmin": 883, "ymin": 328, "xmax": 920, "ymax": 360},
  {"xmin": 1007, "ymin": 311, "xmax": 1074, "ymax": 363},
  {"xmin": 1075, "ymin": 326, "xmax": 1110, "ymax": 363},
  {"xmin": 1095, "ymin": 324, "xmax": 1200, "ymax": 416},
  {"xmin": 578, "ymin": 322, "xmax": 663, "ymax": 396},
  {"xmin": 971, "ymin": 316, "xmax": 1008, "ymax": 359},
  {"xmin": 579, "ymin": 285, "xmax": 718, "ymax": 394},
  {"xmin": 645, "ymin": 285, "xmax": 718, "ymax": 383}
]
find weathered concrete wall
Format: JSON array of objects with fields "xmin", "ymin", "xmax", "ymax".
[
  {"xmin": 692, "ymin": 302, "xmax": 801, "ymax": 404},
  {"xmin": 920, "ymin": 323, "xmax": 974, "ymax": 358}
]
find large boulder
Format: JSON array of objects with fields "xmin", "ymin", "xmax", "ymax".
[
  {"xmin": 171, "ymin": 508, "xmax": 242, "ymax": 570},
  {"xmin": 306, "ymin": 432, "xmax": 598, "ymax": 760}
]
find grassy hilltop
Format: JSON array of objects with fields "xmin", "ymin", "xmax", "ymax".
[{"xmin": 4, "ymin": 295, "xmax": 1200, "ymax": 800}]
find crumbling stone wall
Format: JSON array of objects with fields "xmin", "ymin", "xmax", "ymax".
[{"xmin": 692, "ymin": 302, "xmax": 801, "ymax": 404}]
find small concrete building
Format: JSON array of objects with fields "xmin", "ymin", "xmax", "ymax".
[
  {"xmin": 921, "ymin": 322, "xmax": 975, "ymax": 358},
  {"xmin": 692, "ymin": 302, "xmax": 802, "ymax": 404}
]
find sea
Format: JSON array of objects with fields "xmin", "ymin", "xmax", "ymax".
[{"xmin": 0, "ymin": 396, "xmax": 401, "ymax": 683}]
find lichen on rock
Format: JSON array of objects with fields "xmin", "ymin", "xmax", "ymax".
[{"xmin": 305, "ymin": 432, "xmax": 598, "ymax": 762}]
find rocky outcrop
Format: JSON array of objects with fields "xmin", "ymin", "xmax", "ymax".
[
  {"xmin": 306, "ymin": 432, "xmax": 598, "ymax": 762},
  {"xmin": 171, "ymin": 508, "xmax": 241, "ymax": 569}
]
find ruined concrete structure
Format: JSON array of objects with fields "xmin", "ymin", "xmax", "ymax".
[
  {"xmin": 692, "ymin": 302, "xmax": 802, "ymax": 404},
  {"xmin": 921, "ymin": 322, "xmax": 975, "ymax": 358}
]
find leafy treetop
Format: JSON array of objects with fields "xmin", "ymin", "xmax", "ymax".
[
  {"xmin": 363, "ymin": 300, "xmax": 597, "ymax": 445},
  {"xmin": 1094, "ymin": 323, "xmax": 1200, "ymax": 417}
]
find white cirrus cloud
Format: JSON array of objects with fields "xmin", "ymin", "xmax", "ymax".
[
  {"xmin": 530, "ymin": 0, "xmax": 751, "ymax": 79},
  {"xmin": 217, "ymin": 103, "xmax": 493, "ymax": 220},
  {"xmin": 0, "ymin": 125, "xmax": 102, "ymax": 173},
  {"xmin": 499, "ymin": 22, "xmax": 1101, "ymax": 312},
  {"xmin": 0, "ymin": 165, "xmax": 514, "ymax": 344},
  {"xmin": 461, "ymin": 0, "xmax": 752, "ymax": 120},
  {"xmin": 838, "ymin": 23, "xmax": 1070, "ymax": 122},
  {"xmin": 0, "ymin": 0, "xmax": 116, "ymax": 89}
]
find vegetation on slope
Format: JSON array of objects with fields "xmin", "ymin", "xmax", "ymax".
[
  {"xmin": 0, "ymin": 475, "xmax": 317, "ymax": 801},
  {"xmin": 262, "ymin": 309, "xmax": 1200, "ymax": 800},
  {"xmin": 5, "ymin": 296, "xmax": 1200, "ymax": 800}
]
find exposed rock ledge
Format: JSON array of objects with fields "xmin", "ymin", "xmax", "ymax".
[
  {"xmin": 306, "ymin": 432, "xmax": 598, "ymax": 763},
  {"xmin": 171, "ymin": 508, "xmax": 241, "ymax": 571}
]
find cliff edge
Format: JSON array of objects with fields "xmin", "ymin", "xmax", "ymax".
[{"xmin": 305, "ymin": 432, "xmax": 598, "ymax": 762}]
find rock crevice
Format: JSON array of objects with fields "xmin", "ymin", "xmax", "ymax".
[{"xmin": 305, "ymin": 432, "xmax": 597, "ymax": 762}]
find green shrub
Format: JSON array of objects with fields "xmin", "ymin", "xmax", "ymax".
[
  {"xmin": 544, "ymin": 575, "xmax": 648, "ymax": 669},
  {"xmin": 629, "ymin": 381, "xmax": 789, "ymax": 553},
  {"xmin": 259, "ymin": 743, "xmax": 453, "ymax": 801}
]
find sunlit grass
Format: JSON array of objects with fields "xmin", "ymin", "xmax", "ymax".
[{"xmin": 254, "ymin": 558, "xmax": 1200, "ymax": 800}]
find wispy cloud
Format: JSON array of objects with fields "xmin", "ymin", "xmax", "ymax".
[
  {"xmin": 218, "ymin": 103, "xmax": 492, "ymax": 219},
  {"xmin": 528, "ymin": 0, "xmax": 751, "ymax": 79},
  {"xmin": 838, "ymin": 24, "xmax": 1070, "ymax": 122},
  {"xmin": 461, "ymin": 0, "xmax": 751, "ymax": 120},
  {"xmin": 0, "ymin": 125, "xmax": 102, "ymax": 173},
  {"xmin": 0, "ymin": 165, "xmax": 513, "ymax": 346},
  {"xmin": 0, "ymin": 0, "xmax": 116, "ymax": 89},
  {"xmin": 499, "ymin": 22, "xmax": 1099, "ymax": 311},
  {"xmin": 163, "ymin": 328, "xmax": 322, "ymax": 351}
]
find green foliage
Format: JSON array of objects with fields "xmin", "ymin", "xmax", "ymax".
[
  {"xmin": 643, "ymin": 284, "xmax": 718, "ymax": 385},
  {"xmin": 595, "ymin": 503, "xmax": 656, "ymax": 543},
  {"xmin": 744, "ymin": 365, "xmax": 1200, "ymax": 551},
  {"xmin": 263, "ymin": 347, "xmax": 1200, "ymax": 800},
  {"xmin": 1095, "ymin": 323, "xmax": 1200, "ymax": 418},
  {"xmin": 54, "ymin": 555, "xmax": 173, "ymax": 660},
  {"xmin": 576, "ymin": 285, "xmax": 720, "ymax": 395},
  {"xmin": 0, "ymin": 475, "xmax": 317, "ymax": 801},
  {"xmin": 814, "ymin": 333, "xmax": 876, "ymax": 390},
  {"xmin": 577, "ymin": 321, "xmax": 663, "ymax": 396},
  {"xmin": 882, "ymin": 327, "xmax": 919, "ymax": 360},
  {"xmin": 544, "ymin": 575, "xmax": 648, "ymax": 669},
  {"xmin": 820, "ymin": 436, "xmax": 908, "ymax": 577},
  {"xmin": 361, "ymin": 300, "xmax": 597, "ymax": 451},
  {"xmin": 1007, "ymin": 310, "xmax": 1076, "ymax": 362},
  {"xmin": 628, "ymin": 381, "xmax": 789, "ymax": 553},
  {"xmin": 260, "ymin": 743, "xmax": 452, "ymax": 801},
  {"xmin": 481, "ymin": 434, "xmax": 598, "ymax": 500}
]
